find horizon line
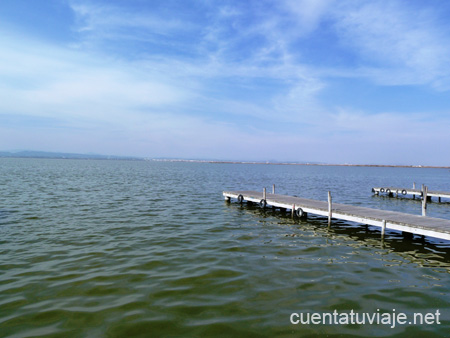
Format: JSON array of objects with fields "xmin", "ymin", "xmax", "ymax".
[{"xmin": 1, "ymin": 150, "xmax": 449, "ymax": 169}]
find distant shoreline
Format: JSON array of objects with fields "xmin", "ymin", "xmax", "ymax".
[
  {"xmin": 150, "ymin": 159, "xmax": 450, "ymax": 169},
  {"xmin": 1, "ymin": 151, "xmax": 449, "ymax": 168},
  {"xmin": 0, "ymin": 151, "xmax": 141, "ymax": 161}
]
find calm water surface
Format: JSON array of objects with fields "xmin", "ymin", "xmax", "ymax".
[{"xmin": 0, "ymin": 159, "xmax": 449, "ymax": 337}]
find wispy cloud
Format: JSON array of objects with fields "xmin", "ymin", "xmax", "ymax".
[
  {"xmin": 70, "ymin": 2, "xmax": 193, "ymax": 36},
  {"xmin": 332, "ymin": 1, "xmax": 450, "ymax": 88}
]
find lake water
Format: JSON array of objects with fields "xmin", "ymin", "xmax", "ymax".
[{"xmin": 0, "ymin": 158, "xmax": 449, "ymax": 337}]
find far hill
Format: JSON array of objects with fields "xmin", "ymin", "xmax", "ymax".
[{"xmin": 0, "ymin": 151, "xmax": 142, "ymax": 160}]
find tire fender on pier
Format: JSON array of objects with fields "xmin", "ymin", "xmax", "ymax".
[{"xmin": 259, "ymin": 199, "xmax": 267, "ymax": 208}]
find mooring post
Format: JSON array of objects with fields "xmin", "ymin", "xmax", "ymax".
[
  {"xmin": 272, "ymin": 184, "xmax": 275, "ymax": 194},
  {"xmin": 422, "ymin": 186, "xmax": 428, "ymax": 216},
  {"xmin": 381, "ymin": 219, "xmax": 386, "ymax": 240},
  {"xmin": 291, "ymin": 204, "xmax": 295, "ymax": 218},
  {"xmin": 395, "ymin": 189, "xmax": 398, "ymax": 198},
  {"xmin": 328, "ymin": 191, "xmax": 332, "ymax": 227},
  {"xmin": 263, "ymin": 187, "xmax": 266, "ymax": 200}
]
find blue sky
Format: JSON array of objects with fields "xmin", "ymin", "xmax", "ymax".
[{"xmin": 1, "ymin": 0, "xmax": 449, "ymax": 165}]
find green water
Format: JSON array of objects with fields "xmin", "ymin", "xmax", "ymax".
[{"xmin": 0, "ymin": 159, "xmax": 449, "ymax": 337}]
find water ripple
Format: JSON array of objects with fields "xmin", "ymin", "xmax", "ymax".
[{"xmin": 0, "ymin": 159, "xmax": 449, "ymax": 336}]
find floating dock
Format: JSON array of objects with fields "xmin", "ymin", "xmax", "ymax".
[
  {"xmin": 223, "ymin": 190, "xmax": 450, "ymax": 241},
  {"xmin": 372, "ymin": 186, "xmax": 450, "ymax": 202}
]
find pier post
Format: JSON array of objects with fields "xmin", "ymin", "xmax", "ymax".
[
  {"xmin": 381, "ymin": 220, "xmax": 386, "ymax": 240},
  {"xmin": 291, "ymin": 204, "xmax": 295, "ymax": 219},
  {"xmin": 272, "ymin": 184, "xmax": 275, "ymax": 194},
  {"xmin": 263, "ymin": 187, "xmax": 266, "ymax": 200},
  {"xmin": 328, "ymin": 191, "xmax": 332, "ymax": 227},
  {"xmin": 422, "ymin": 186, "xmax": 428, "ymax": 216}
]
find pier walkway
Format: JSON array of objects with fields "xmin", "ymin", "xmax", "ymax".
[
  {"xmin": 372, "ymin": 187, "xmax": 450, "ymax": 202},
  {"xmin": 223, "ymin": 190, "xmax": 450, "ymax": 241}
]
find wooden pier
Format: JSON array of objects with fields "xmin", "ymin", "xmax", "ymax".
[
  {"xmin": 223, "ymin": 189, "xmax": 450, "ymax": 241},
  {"xmin": 372, "ymin": 186, "xmax": 450, "ymax": 202}
]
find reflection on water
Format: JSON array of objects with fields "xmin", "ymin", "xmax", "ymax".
[
  {"xmin": 0, "ymin": 159, "xmax": 449, "ymax": 337},
  {"xmin": 229, "ymin": 201, "xmax": 450, "ymax": 268}
]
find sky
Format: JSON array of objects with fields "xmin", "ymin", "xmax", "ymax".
[{"xmin": 1, "ymin": 0, "xmax": 449, "ymax": 165}]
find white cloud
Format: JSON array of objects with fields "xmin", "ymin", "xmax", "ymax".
[
  {"xmin": 0, "ymin": 32, "xmax": 192, "ymax": 123},
  {"xmin": 332, "ymin": 108, "xmax": 449, "ymax": 138},
  {"xmin": 282, "ymin": 0, "xmax": 335, "ymax": 35}
]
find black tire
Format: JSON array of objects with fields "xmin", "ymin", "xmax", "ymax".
[
  {"xmin": 402, "ymin": 189, "xmax": 407, "ymax": 195},
  {"xmin": 386, "ymin": 189, "xmax": 391, "ymax": 194},
  {"xmin": 259, "ymin": 199, "xmax": 267, "ymax": 208},
  {"xmin": 380, "ymin": 188, "xmax": 385, "ymax": 193},
  {"xmin": 296, "ymin": 208, "xmax": 304, "ymax": 217},
  {"xmin": 237, "ymin": 194, "xmax": 244, "ymax": 203}
]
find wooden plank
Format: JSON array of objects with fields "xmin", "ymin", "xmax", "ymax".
[{"xmin": 223, "ymin": 190, "xmax": 450, "ymax": 241}]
